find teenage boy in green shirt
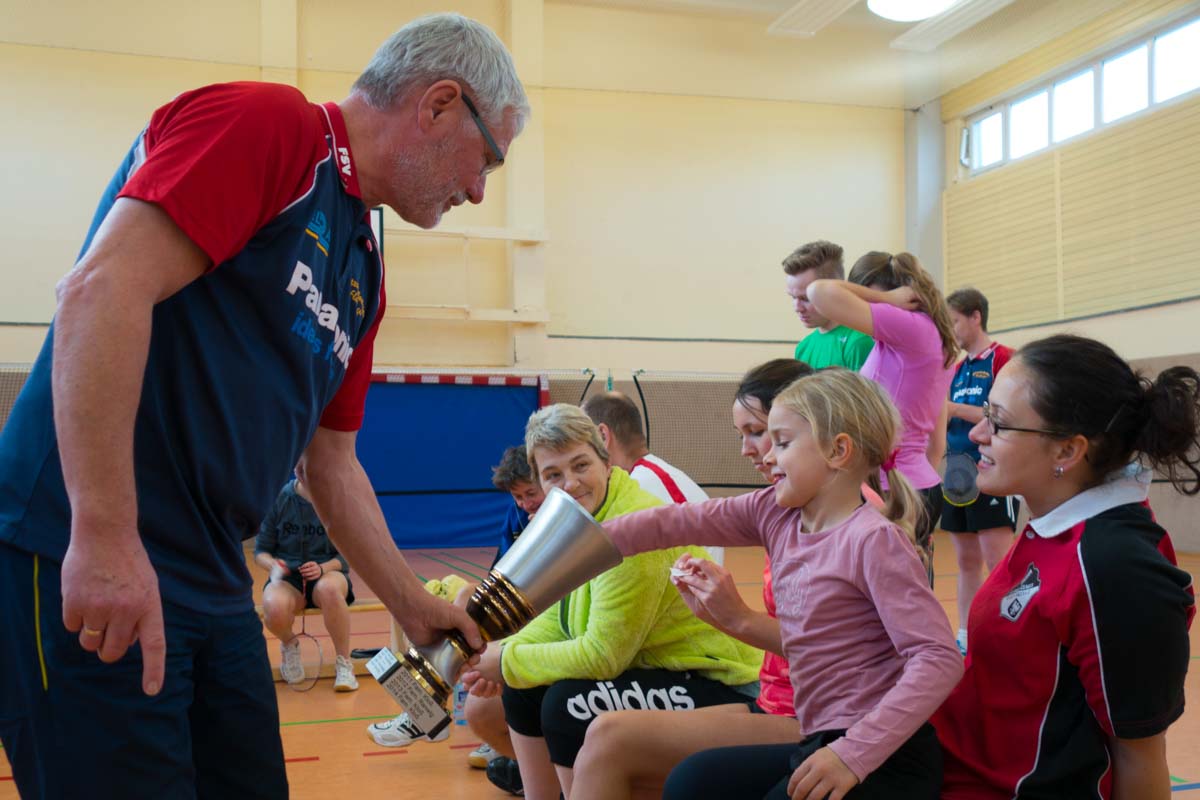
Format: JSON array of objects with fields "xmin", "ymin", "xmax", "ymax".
[{"xmin": 784, "ymin": 240, "xmax": 875, "ymax": 370}]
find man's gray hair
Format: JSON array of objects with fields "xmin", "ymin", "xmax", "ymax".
[{"xmin": 354, "ymin": 13, "xmax": 530, "ymax": 133}]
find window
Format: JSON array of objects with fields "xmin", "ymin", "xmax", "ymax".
[
  {"xmin": 972, "ymin": 111, "xmax": 1004, "ymax": 168},
  {"xmin": 965, "ymin": 15, "xmax": 1200, "ymax": 175},
  {"xmin": 1154, "ymin": 17, "xmax": 1200, "ymax": 102},
  {"xmin": 1053, "ymin": 70, "xmax": 1095, "ymax": 142},
  {"xmin": 1101, "ymin": 45, "xmax": 1149, "ymax": 123},
  {"xmin": 1010, "ymin": 91, "xmax": 1049, "ymax": 158}
]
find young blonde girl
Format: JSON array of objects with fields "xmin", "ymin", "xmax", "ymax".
[{"xmin": 602, "ymin": 369, "xmax": 963, "ymax": 800}]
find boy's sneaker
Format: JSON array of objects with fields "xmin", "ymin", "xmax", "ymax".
[
  {"xmin": 334, "ymin": 655, "xmax": 359, "ymax": 692},
  {"xmin": 468, "ymin": 742, "xmax": 500, "ymax": 769},
  {"xmin": 366, "ymin": 712, "xmax": 450, "ymax": 747},
  {"xmin": 279, "ymin": 638, "xmax": 304, "ymax": 685},
  {"xmin": 486, "ymin": 756, "xmax": 524, "ymax": 796}
]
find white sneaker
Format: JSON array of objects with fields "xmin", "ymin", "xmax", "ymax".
[
  {"xmin": 279, "ymin": 638, "xmax": 304, "ymax": 685},
  {"xmin": 468, "ymin": 742, "xmax": 500, "ymax": 769},
  {"xmin": 367, "ymin": 712, "xmax": 450, "ymax": 747},
  {"xmin": 334, "ymin": 655, "xmax": 359, "ymax": 692}
]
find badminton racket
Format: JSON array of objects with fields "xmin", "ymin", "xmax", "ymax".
[{"xmin": 287, "ymin": 537, "xmax": 323, "ymax": 693}]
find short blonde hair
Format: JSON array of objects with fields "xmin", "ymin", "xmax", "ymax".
[
  {"xmin": 524, "ymin": 404, "xmax": 610, "ymax": 476},
  {"xmin": 774, "ymin": 369, "xmax": 922, "ymax": 542}
]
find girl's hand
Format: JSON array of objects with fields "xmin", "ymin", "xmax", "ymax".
[
  {"xmin": 671, "ymin": 555, "xmax": 752, "ymax": 632},
  {"xmin": 885, "ymin": 286, "xmax": 921, "ymax": 311},
  {"xmin": 787, "ymin": 746, "xmax": 858, "ymax": 800}
]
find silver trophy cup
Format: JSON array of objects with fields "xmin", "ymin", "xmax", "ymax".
[{"xmin": 367, "ymin": 487, "xmax": 621, "ymax": 736}]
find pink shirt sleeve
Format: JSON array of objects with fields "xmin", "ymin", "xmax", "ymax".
[
  {"xmin": 868, "ymin": 304, "xmax": 942, "ymax": 358},
  {"xmin": 826, "ymin": 525, "xmax": 964, "ymax": 779},
  {"xmin": 604, "ymin": 487, "xmax": 777, "ymax": 556}
]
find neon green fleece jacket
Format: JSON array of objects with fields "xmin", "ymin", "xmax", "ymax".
[{"xmin": 500, "ymin": 467, "xmax": 763, "ymax": 689}]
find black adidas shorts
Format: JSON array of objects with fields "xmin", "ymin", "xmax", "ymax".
[
  {"xmin": 940, "ymin": 491, "xmax": 1019, "ymax": 533},
  {"xmin": 502, "ymin": 668, "xmax": 755, "ymax": 767}
]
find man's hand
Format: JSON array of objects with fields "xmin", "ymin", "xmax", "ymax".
[
  {"xmin": 297, "ymin": 560, "xmax": 322, "ymax": 582},
  {"xmin": 786, "ymin": 746, "xmax": 859, "ymax": 800},
  {"xmin": 269, "ymin": 558, "xmax": 290, "ymax": 583},
  {"xmin": 400, "ymin": 586, "xmax": 484, "ymax": 653},
  {"xmin": 60, "ymin": 525, "xmax": 166, "ymax": 696}
]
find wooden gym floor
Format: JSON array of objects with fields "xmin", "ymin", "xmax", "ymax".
[{"xmin": 2, "ymin": 534, "xmax": 1199, "ymax": 797}]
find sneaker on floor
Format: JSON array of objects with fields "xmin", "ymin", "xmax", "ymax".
[
  {"xmin": 279, "ymin": 638, "xmax": 304, "ymax": 685},
  {"xmin": 334, "ymin": 655, "xmax": 359, "ymax": 692},
  {"xmin": 366, "ymin": 712, "xmax": 450, "ymax": 747},
  {"xmin": 486, "ymin": 756, "xmax": 524, "ymax": 796},
  {"xmin": 468, "ymin": 742, "xmax": 500, "ymax": 769}
]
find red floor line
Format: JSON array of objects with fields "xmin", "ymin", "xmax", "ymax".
[
  {"xmin": 363, "ymin": 750, "xmax": 410, "ymax": 757},
  {"xmin": 0, "ymin": 776, "xmax": 12, "ymax": 782},
  {"xmin": 284, "ymin": 756, "xmax": 321, "ymax": 764},
  {"xmin": 449, "ymin": 742, "xmax": 483, "ymax": 750}
]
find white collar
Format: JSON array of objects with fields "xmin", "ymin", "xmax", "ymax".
[{"xmin": 1027, "ymin": 463, "xmax": 1151, "ymax": 539}]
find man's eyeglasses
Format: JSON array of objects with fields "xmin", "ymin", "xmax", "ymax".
[
  {"xmin": 981, "ymin": 402, "xmax": 1064, "ymax": 438},
  {"xmin": 461, "ymin": 94, "xmax": 505, "ymax": 175}
]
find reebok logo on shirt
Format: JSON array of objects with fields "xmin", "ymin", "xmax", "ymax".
[{"xmin": 565, "ymin": 681, "xmax": 696, "ymax": 721}]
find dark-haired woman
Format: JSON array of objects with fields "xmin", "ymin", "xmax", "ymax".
[
  {"xmin": 933, "ymin": 334, "xmax": 1196, "ymax": 799},
  {"xmin": 807, "ymin": 252, "xmax": 958, "ymax": 576}
]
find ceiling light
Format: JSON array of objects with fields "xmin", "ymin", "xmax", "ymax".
[{"xmin": 867, "ymin": 0, "xmax": 961, "ymax": 23}]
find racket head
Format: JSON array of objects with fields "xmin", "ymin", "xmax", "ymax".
[
  {"xmin": 942, "ymin": 452, "xmax": 981, "ymax": 507},
  {"xmin": 286, "ymin": 630, "xmax": 323, "ymax": 693}
]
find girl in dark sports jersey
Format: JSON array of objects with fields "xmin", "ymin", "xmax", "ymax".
[{"xmin": 933, "ymin": 334, "xmax": 1197, "ymax": 799}]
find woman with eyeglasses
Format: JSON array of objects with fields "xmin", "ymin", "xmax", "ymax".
[
  {"xmin": 932, "ymin": 334, "xmax": 1197, "ymax": 799},
  {"xmin": 806, "ymin": 252, "xmax": 958, "ymax": 579}
]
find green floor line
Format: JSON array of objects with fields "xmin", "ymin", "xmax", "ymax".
[
  {"xmin": 420, "ymin": 552, "xmax": 483, "ymax": 582},
  {"xmin": 281, "ymin": 714, "xmax": 396, "ymax": 728},
  {"xmin": 1173, "ymin": 775, "xmax": 1188, "ymax": 784},
  {"xmin": 438, "ymin": 550, "xmax": 493, "ymax": 573}
]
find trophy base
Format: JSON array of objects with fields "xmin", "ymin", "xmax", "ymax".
[{"xmin": 365, "ymin": 648, "xmax": 453, "ymax": 738}]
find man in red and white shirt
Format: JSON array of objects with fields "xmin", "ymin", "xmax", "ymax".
[{"xmin": 582, "ymin": 392, "xmax": 718, "ymax": 562}]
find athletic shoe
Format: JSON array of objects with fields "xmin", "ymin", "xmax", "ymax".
[
  {"xmin": 486, "ymin": 756, "xmax": 524, "ymax": 796},
  {"xmin": 334, "ymin": 655, "xmax": 359, "ymax": 692},
  {"xmin": 366, "ymin": 712, "xmax": 450, "ymax": 747},
  {"xmin": 279, "ymin": 638, "xmax": 304, "ymax": 685},
  {"xmin": 467, "ymin": 742, "xmax": 500, "ymax": 769},
  {"xmin": 955, "ymin": 632, "xmax": 968, "ymax": 657}
]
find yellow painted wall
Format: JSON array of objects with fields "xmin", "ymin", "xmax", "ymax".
[{"xmin": 0, "ymin": 0, "xmax": 906, "ymax": 374}]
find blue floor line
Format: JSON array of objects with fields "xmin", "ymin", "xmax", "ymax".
[{"xmin": 1173, "ymin": 782, "xmax": 1200, "ymax": 792}]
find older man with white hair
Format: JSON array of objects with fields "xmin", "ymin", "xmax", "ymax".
[{"xmin": 0, "ymin": 13, "xmax": 528, "ymax": 799}]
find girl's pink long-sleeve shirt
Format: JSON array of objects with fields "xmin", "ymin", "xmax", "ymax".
[{"xmin": 604, "ymin": 487, "xmax": 963, "ymax": 780}]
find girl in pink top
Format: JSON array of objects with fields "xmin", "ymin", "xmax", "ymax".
[
  {"xmin": 807, "ymin": 251, "xmax": 958, "ymax": 582},
  {"xmin": 571, "ymin": 359, "xmax": 812, "ymax": 800},
  {"xmin": 603, "ymin": 369, "xmax": 963, "ymax": 800}
]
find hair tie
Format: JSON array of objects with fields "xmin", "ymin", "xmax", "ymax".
[{"xmin": 881, "ymin": 449, "xmax": 899, "ymax": 472}]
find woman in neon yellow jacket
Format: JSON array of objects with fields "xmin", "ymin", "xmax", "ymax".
[{"xmin": 463, "ymin": 404, "xmax": 763, "ymax": 800}]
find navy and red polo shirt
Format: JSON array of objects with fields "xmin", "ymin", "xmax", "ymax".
[
  {"xmin": 0, "ymin": 82, "xmax": 385, "ymax": 614},
  {"xmin": 933, "ymin": 467, "xmax": 1195, "ymax": 799},
  {"xmin": 947, "ymin": 342, "xmax": 1013, "ymax": 460}
]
